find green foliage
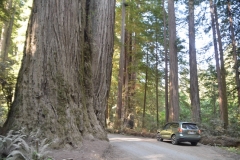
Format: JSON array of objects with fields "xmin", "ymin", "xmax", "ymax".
[
  {"xmin": 0, "ymin": 0, "xmax": 32, "ymax": 126},
  {"xmin": 0, "ymin": 0, "xmax": 11, "ymax": 22},
  {"xmin": 0, "ymin": 129, "xmax": 52, "ymax": 160},
  {"xmin": 201, "ymin": 118, "xmax": 225, "ymax": 136},
  {"xmin": 0, "ymin": 60, "xmax": 17, "ymax": 127},
  {"xmin": 223, "ymin": 147, "xmax": 240, "ymax": 154}
]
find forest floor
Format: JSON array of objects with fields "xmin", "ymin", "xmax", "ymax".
[{"xmin": 49, "ymin": 138, "xmax": 131, "ymax": 160}]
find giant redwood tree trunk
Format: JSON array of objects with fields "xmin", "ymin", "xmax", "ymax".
[
  {"xmin": 2, "ymin": 0, "xmax": 115, "ymax": 148},
  {"xmin": 162, "ymin": 0, "xmax": 169, "ymax": 123},
  {"xmin": 90, "ymin": 0, "xmax": 115, "ymax": 128},
  {"xmin": 210, "ymin": 0, "xmax": 226, "ymax": 128},
  {"xmin": 214, "ymin": 4, "xmax": 228, "ymax": 128},
  {"xmin": 227, "ymin": 0, "xmax": 240, "ymax": 113},
  {"xmin": 168, "ymin": 0, "xmax": 179, "ymax": 121},
  {"xmin": 189, "ymin": 0, "xmax": 201, "ymax": 123}
]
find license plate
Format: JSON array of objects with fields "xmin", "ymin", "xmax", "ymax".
[{"xmin": 188, "ymin": 131, "xmax": 196, "ymax": 134}]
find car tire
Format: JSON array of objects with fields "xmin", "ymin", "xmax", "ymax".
[
  {"xmin": 171, "ymin": 135, "xmax": 178, "ymax": 145},
  {"xmin": 191, "ymin": 142, "xmax": 198, "ymax": 146},
  {"xmin": 160, "ymin": 137, "xmax": 163, "ymax": 141},
  {"xmin": 156, "ymin": 133, "xmax": 163, "ymax": 141}
]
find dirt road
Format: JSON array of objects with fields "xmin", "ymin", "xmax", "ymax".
[{"xmin": 107, "ymin": 134, "xmax": 240, "ymax": 160}]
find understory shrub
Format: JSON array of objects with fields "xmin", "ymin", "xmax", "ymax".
[{"xmin": 0, "ymin": 128, "xmax": 52, "ymax": 160}]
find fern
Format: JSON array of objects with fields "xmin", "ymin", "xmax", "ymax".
[
  {"xmin": 7, "ymin": 150, "xmax": 28, "ymax": 160},
  {"xmin": 0, "ymin": 129, "xmax": 53, "ymax": 160}
]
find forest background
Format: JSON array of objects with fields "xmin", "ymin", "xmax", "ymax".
[
  {"xmin": 0, "ymin": 0, "xmax": 239, "ymax": 145},
  {"xmin": 107, "ymin": 0, "xmax": 240, "ymax": 138}
]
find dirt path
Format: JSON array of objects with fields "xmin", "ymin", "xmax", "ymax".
[
  {"xmin": 104, "ymin": 134, "xmax": 240, "ymax": 160},
  {"xmin": 49, "ymin": 134, "xmax": 240, "ymax": 160}
]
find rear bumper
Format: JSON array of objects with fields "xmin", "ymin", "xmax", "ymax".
[{"xmin": 176, "ymin": 135, "xmax": 201, "ymax": 142}]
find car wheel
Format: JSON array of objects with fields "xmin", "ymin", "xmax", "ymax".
[
  {"xmin": 160, "ymin": 137, "xmax": 163, "ymax": 141},
  {"xmin": 156, "ymin": 133, "xmax": 163, "ymax": 141},
  {"xmin": 171, "ymin": 135, "xmax": 178, "ymax": 145},
  {"xmin": 191, "ymin": 142, "xmax": 198, "ymax": 146}
]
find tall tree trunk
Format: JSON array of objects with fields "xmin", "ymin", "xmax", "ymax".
[
  {"xmin": 168, "ymin": 0, "xmax": 179, "ymax": 121},
  {"xmin": 124, "ymin": 31, "xmax": 128, "ymax": 123},
  {"xmin": 142, "ymin": 47, "xmax": 149, "ymax": 129},
  {"xmin": 155, "ymin": 28, "xmax": 159, "ymax": 128},
  {"xmin": 2, "ymin": 0, "xmax": 115, "ymax": 148},
  {"xmin": 116, "ymin": 0, "xmax": 126, "ymax": 128},
  {"xmin": 189, "ymin": 0, "xmax": 201, "ymax": 123},
  {"xmin": 91, "ymin": 0, "xmax": 115, "ymax": 128},
  {"xmin": 227, "ymin": 0, "xmax": 240, "ymax": 113},
  {"xmin": 125, "ymin": 28, "xmax": 135, "ymax": 128},
  {"xmin": 214, "ymin": 4, "xmax": 228, "ymax": 128},
  {"xmin": 210, "ymin": 0, "xmax": 225, "ymax": 127},
  {"xmin": 162, "ymin": 0, "xmax": 169, "ymax": 123},
  {"xmin": 155, "ymin": 46, "xmax": 159, "ymax": 128},
  {"xmin": 128, "ymin": 31, "xmax": 137, "ymax": 129}
]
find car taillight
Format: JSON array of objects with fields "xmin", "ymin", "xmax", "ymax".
[{"xmin": 178, "ymin": 128, "xmax": 182, "ymax": 133}]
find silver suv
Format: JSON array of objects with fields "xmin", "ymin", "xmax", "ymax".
[{"xmin": 157, "ymin": 122, "xmax": 201, "ymax": 146}]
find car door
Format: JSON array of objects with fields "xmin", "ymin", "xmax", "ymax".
[
  {"xmin": 165, "ymin": 123, "xmax": 178, "ymax": 139},
  {"xmin": 160, "ymin": 123, "xmax": 171, "ymax": 139}
]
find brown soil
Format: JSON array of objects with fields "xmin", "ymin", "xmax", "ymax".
[
  {"xmin": 49, "ymin": 139, "xmax": 110, "ymax": 160},
  {"xmin": 49, "ymin": 138, "xmax": 131, "ymax": 160}
]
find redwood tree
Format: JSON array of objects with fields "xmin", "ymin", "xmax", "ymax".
[
  {"xmin": 227, "ymin": 0, "xmax": 240, "ymax": 113},
  {"xmin": 209, "ymin": 0, "xmax": 227, "ymax": 128},
  {"xmin": 162, "ymin": 0, "xmax": 169, "ymax": 123},
  {"xmin": 2, "ymin": 0, "xmax": 115, "ymax": 148},
  {"xmin": 168, "ymin": 0, "xmax": 179, "ymax": 121},
  {"xmin": 188, "ymin": 0, "xmax": 201, "ymax": 123},
  {"xmin": 214, "ymin": 3, "xmax": 228, "ymax": 128}
]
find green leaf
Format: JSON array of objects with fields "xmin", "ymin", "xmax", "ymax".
[{"xmin": 7, "ymin": 150, "xmax": 28, "ymax": 160}]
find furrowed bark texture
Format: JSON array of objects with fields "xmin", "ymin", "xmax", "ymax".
[
  {"xmin": 189, "ymin": 0, "xmax": 201, "ymax": 123},
  {"xmin": 214, "ymin": 4, "xmax": 228, "ymax": 128},
  {"xmin": 90, "ymin": 0, "xmax": 115, "ymax": 128},
  {"xmin": 168, "ymin": 0, "xmax": 179, "ymax": 121},
  {"xmin": 210, "ymin": 0, "xmax": 225, "ymax": 127},
  {"xmin": 2, "ymin": 0, "xmax": 115, "ymax": 148}
]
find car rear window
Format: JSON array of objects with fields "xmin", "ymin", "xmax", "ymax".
[
  {"xmin": 182, "ymin": 123, "xmax": 198, "ymax": 129},
  {"xmin": 171, "ymin": 123, "xmax": 179, "ymax": 128}
]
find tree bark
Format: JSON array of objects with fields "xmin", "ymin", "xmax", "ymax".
[
  {"xmin": 210, "ymin": 0, "xmax": 225, "ymax": 127},
  {"xmin": 168, "ymin": 0, "xmax": 179, "ymax": 121},
  {"xmin": 91, "ymin": 0, "xmax": 115, "ymax": 128},
  {"xmin": 142, "ymin": 46, "xmax": 148, "ymax": 129},
  {"xmin": 2, "ymin": 0, "xmax": 115, "ymax": 148},
  {"xmin": 227, "ymin": 0, "xmax": 240, "ymax": 113},
  {"xmin": 155, "ymin": 43, "xmax": 159, "ymax": 128},
  {"xmin": 127, "ymin": 29, "xmax": 137, "ymax": 129},
  {"xmin": 123, "ymin": 29, "xmax": 130, "ymax": 126},
  {"xmin": 214, "ymin": 4, "xmax": 228, "ymax": 128},
  {"xmin": 162, "ymin": 0, "xmax": 169, "ymax": 123},
  {"xmin": 116, "ymin": 0, "xmax": 126, "ymax": 128},
  {"xmin": 124, "ymin": 27, "xmax": 136, "ymax": 128},
  {"xmin": 189, "ymin": 0, "xmax": 201, "ymax": 123}
]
